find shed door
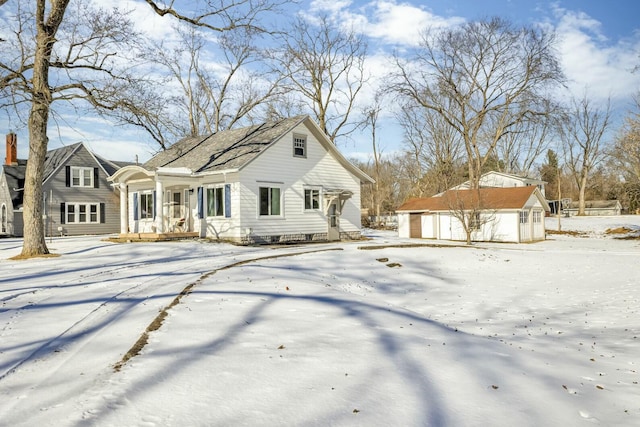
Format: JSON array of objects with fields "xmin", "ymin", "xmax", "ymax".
[{"xmin": 409, "ymin": 213, "xmax": 422, "ymax": 238}]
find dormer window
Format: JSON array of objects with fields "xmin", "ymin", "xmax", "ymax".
[{"xmin": 293, "ymin": 134, "xmax": 306, "ymax": 158}]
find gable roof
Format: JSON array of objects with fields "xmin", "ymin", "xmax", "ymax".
[
  {"xmin": 124, "ymin": 115, "xmax": 373, "ymax": 184},
  {"xmin": 481, "ymin": 171, "xmax": 546, "ymax": 185},
  {"xmin": 1, "ymin": 160, "xmax": 27, "ymax": 209},
  {"xmin": 397, "ymin": 186, "xmax": 549, "ymax": 212},
  {"xmin": 144, "ymin": 116, "xmax": 307, "ymax": 173},
  {"xmin": 42, "ymin": 143, "xmax": 83, "ymax": 182},
  {"xmin": 450, "ymin": 171, "xmax": 546, "ymax": 191},
  {"xmin": 2, "ymin": 142, "xmax": 126, "ymax": 209}
]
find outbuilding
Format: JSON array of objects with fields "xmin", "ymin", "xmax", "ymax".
[{"xmin": 397, "ymin": 186, "xmax": 549, "ymax": 243}]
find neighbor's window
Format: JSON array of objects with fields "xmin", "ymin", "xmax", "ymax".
[
  {"xmin": 259, "ymin": 187, "xmax": 281, "ymax": 216},
  {"xmin": 71, "ymin": 167, "xmax": 93, "ymax": 187},
  {"xmin": 207, "ymin": 187, "xmax": 224, "ymax": 217},
  {"xmin": 519, "ymin": 211, "xmax": 529, "ymax": 224},
  {"xmin": 304, "ymin": 189, "xmax": 319, "ymax": 210},
  {"xmin": 66, "ymin": 203, "xmax": 100, "ymax": 224},
  {"xmin": 1, "ymin": 204, "xmax": 6, "ymax": 233},
  {"xmin": 293, "ymin": 134, "xmax": 306, "ymax": 157},
  {"xmin": 140, "ymin": 193, "xmax": 154, "ymax": 219}
]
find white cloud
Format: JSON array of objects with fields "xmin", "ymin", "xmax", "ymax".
[
  {"xmin": 109, "ymin": 0, "xmax": 180, "ymax": 43},
  {"xmin": 310, "ymin": 0, "xmax": 464, "ymax": 46},
  {"xmin": 552, "ymin": 7, "xmax": 640, "ymax": 104}
]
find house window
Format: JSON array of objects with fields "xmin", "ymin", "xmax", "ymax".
[
  {"xmin": 519, "ymin": 211, "xmax": 529, "ymax": 224},
  {"xmin": 293, "ymin": 134, "xmax": 306, "ymax": 157},
  {"xmin": 66, "ymin": 203, "xmax": 100, "ymax": 223},
  {"xmin": 259, "ymin": 187, "xmax": 281, "ymax": 216},
  {"xmin": 207, "ymin": 187, "xmax": 224, "ymax": 217},
  {"xmin": 71, "ymin": 167, "xmax": 94, "ymax": 187},
  {"xmin": 304, "ymin": 189, "xmax": 320, "ymax": 210},
  {"xmin": 469, "ymin": 212, "xmax": 481, "ymax": 230},
  {"xmin": 140, "ymin": 193, "xmax": 154, "ymax": 219},
  {"xmin": 533, "ymin": 211, "xmax": 542, "ymax": 223},
  {"xmin": 1, "ymin": 204, "xmax": 7, "ymax": 233}
]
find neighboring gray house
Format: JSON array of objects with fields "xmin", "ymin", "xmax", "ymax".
[
  {"xmin": 109, "ymin": 115, "xmax": 374, "ymax": 243},
  {"xmin": 1, "ymin": 133, "xmax": 126, "ymax": 237},
  {"xmin": 565, "ymin": 200, "xmax": 622, "ymax": 216}
]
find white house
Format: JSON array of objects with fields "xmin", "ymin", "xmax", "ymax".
[
  {"xmin": 397, "ymin": 186, "xmax": 549, "ymax": 243},
  {"xmin": 452, "ymin": 171, "xmax": 547, "ymax": 197},
  {"xmin": 108, "ymin": 116, "xmax": 374, "ymax": 243}
]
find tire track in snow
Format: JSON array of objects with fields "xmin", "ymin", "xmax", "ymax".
[{"xmin": 0, "ymin": 243, "xmax": 342, "ymax": 423}]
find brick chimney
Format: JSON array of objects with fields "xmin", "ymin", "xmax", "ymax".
[{"xmin": 5, "ymin": 133, "xmax": 18, "ymax": 166}]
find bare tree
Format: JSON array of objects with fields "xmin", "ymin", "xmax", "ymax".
[
  {"xmin": 397, "ymin": 100, "xmax": 465, "ymax": 195},
  {"xmin": 560, "ymin": 94, "xmax": 611, "ymax": 216},
  {"xmin": 270, "ymin": 14, "xmax": 367, "ymax": 143},
  {"xmin": 494, "ymin": 109, "xmax": 556, "ymax": 175},
  {"xmin": 388, "ymin": 17, "xmax": 563, "ymax": 244},
  {"xmin": 389, "ymin": 17, "xmax": 564, "ymax": 190},
  {"xmin": 610, "ymin": 97, "xmax": 640, "ymax": 183},
  {"xmin": 0, "ymin": 0, "xmax": 285, "ymax": 257},
  {"xmin": 112, "ymin": 24, "xmax": 284, "ymax": 148},
  {"xmin": 144, "ymin": 0, "xmax": 289, "ymax": 34},
  {"xmin": 0, "ymin": 1, "xmax": 144, "ymax": 257},
  {"xmin": 362, "ymin": 98, "xmax": 385, "ymax": 226}
]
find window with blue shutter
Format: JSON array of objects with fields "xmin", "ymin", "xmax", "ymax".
[
  {"xmin": 224, "ymin": 184, "xmax": 231, "ymax": 218},
  {"xmin": 133, "ymin": 192, "xmax": 139, "ymax": 220},
  {"xmin": 197, "ymin": 187, "xmax": 204, "ymax": 219}
]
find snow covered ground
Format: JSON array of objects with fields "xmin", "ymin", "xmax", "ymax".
[{"xmin": 0, "ymin": 215, "xmax": 639, "ymax": 426}]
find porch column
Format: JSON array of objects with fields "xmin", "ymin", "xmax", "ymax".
[
  {"xmin": 155, "ymin": 180, "xmax": 164, "ymax": 233},
  {"xmin": 119, "ymin": 183, "xmax": 128, "ymax": 234}
]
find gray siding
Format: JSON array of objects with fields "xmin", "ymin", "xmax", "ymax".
[
  {"xmin": 43, "ymin": 145, "xmax": 121, "ymax": 236},
  {"xmin": 0, "ymin": 169, "xmax": 16, "ymax": 236}
]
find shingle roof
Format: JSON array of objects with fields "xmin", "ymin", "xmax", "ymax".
[
  {"xmin": 397, "ymin": 186, "xmax": 540, "ymax": 212},
  {"xmin": 43, "ymin": 143, "xmax": 82, "ymax": 181},
  {"xmin": 2, "ymin": 160, "xmax": 27, "ymax": 209},
  {"xmin": 143, "ymin": 116, "xmax": 307, "ymax": 173},
  {"xmin": 3, "ymin": 142, "xmax": 127, "ymax": 210}
]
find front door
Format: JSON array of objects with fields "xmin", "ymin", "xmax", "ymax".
[
  {"xmin": 169, "ymin": 190, "xmax": 188, "ymax": 232},
  {"xmin": 327, "ymin": 201, "xmax": 340, "ymax": 241}
]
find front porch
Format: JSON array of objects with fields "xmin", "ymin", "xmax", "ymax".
[{"xmin": 111, "ymin": 231, "xmax": 199, "ymax": 242}]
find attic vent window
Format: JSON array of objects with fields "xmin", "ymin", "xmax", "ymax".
[{"xmin": 293, "ymin": 134, "xmax": 306, "ymax": 158}]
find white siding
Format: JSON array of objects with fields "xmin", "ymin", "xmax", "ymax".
[
  {"xmin": 234, "ymin": 122, "xmax": 362, "ymax": 241},
  {"xmin": 421, "ymin": 214, "xmax": 436, "ymax": 238},
  {"xmin": 397, "ymin": 212, "xmax": 410, "ymax": 238}
]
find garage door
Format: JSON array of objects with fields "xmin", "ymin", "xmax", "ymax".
[{"xmin": 409, "ymin": 213, "xmax": 422, "ymax": 238}]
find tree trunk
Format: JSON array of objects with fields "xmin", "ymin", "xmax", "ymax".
[
  {"xmin": 578, "ymin": 172, "xmax": 588, "ymax": 216},
  {"xmin": 21, "ymin": 2, "xmax": 58, "ymax": 257}
]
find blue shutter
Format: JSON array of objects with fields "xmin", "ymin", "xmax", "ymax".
[
  {"xmin": 224, "ymin": 184, "xmax": 231, "ymax": 218},
  {"xmin": 60, "ymin": 203, "xmax": 66, "ymax": 224},
  {"xmin": 152, "ymin": 191, "xmax": 157, "ymax": 219},
  {"xmin": 133, "ymin": 192, "xmax": 139, "ymax": 220},
  {"xmin": 65, "ymin": 166, "xmax": 71, "ymax": 187},
  {"xmin": 197, "ymin": 187, "xmax": 204, "ymax": 219}
]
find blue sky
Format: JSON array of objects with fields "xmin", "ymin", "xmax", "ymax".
[{"xmin": 3, "ymin": 0, "xmax": 640, "ymax": 165}]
